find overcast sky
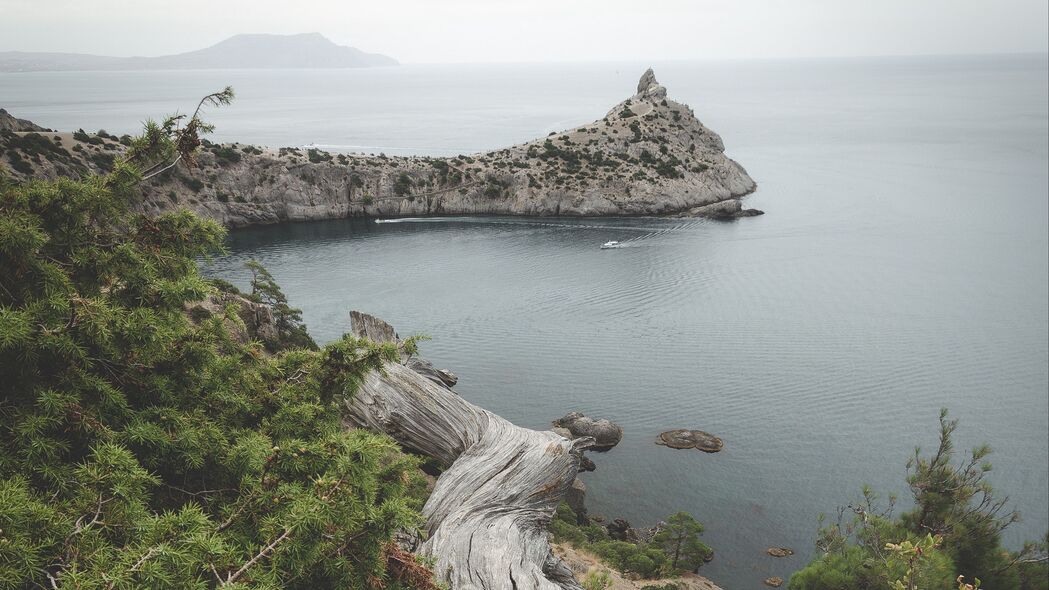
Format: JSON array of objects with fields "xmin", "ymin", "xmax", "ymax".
[{"xmin": 2, "ymin": 0, "xmax": 1047, "ymax": 63}]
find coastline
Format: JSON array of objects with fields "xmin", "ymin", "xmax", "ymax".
[{"xmin": 1, "ymin": 69, "xmax": 759, "ymax": 227}]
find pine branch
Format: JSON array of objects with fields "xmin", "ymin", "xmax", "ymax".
[{"xmin": 221, "ymin": 527, "xmax": 292, "ymax": 586}]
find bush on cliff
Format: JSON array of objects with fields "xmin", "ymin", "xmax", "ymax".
[
  {"xmin": 0, "ymin": 97, "xmax": 431, "ymax": 588},
  {"xmin": 790, "ymin": 410, "xmax": 1048, "ymax": 590},
  {"xmin": 550, "ymin": 504, "xmax": 713, "ymax": 579}
]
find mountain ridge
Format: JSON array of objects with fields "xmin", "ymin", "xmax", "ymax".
[{"xmin": 0, "ymin": 33, "xmax": 397, "ymax": 72}]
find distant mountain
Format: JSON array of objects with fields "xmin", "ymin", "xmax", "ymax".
[{"xmin": 0, "ymin": 33, "xmax": 397, "ymax": 72}]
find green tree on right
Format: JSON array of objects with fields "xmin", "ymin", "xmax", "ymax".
[{"xmin": 790, "ymin": 409, "xmax": 1048, "ymax": 590}]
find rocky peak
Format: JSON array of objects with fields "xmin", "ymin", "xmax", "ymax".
[
  {"xmin": 636, "ymin": 68, "xmax": 667, "ymax": 101},
  {"xmin": 0, "ymin": 108, "xmax": 46, "ymax": 132}
]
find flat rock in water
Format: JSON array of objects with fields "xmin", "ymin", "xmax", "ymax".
[
  {"xmin": 766, "ymin": 547, "xmax": 794, "ymax": 557},
  {"xmin": 552, "ymin": 411, "xmax": 623, "ymax": 451},
  {"xmin": 655, "ymin": 429, "xmax": 724, "ymax": 453},
  {"xmin": 764, "ymin": 577, "xmax": 785, "ymax": 587}
]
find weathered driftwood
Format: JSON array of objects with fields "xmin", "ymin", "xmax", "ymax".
[{"xmin": 344, "ymin": 312, "xmax": 590, "ymax": 590}]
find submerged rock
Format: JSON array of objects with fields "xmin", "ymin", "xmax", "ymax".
[
  {"xmin": 655, "ymin": 429, "xmax": 724, "ymax": 453},
  {"xmin": 553, "ymin": 411, "xmax": 623, "ymax": 451},
  {"xmin": 766, "ymin": 547, "xmax": 795, "ymax": 557}
]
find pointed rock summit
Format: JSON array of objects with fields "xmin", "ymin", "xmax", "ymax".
[{"xmin": 636, "ymin": 67, "xmax": 667, "ymax": 100}]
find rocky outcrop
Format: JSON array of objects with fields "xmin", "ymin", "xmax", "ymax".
[
  {"xmin": 1, "ymin": 69, "xmax": 758, "ymax": 224},
  {"xmin": 186, "ymin": 293, "xmax": 278, "ymax": 346},
  {"xmin": 554, "ymin": 412, "xmax": 623, "ymax": 451},
  {"xmin": 636, "ymin": 67, "xmax": 667, "ymax": 101},
  {"xmin": 655, "ymin": 429, "xmax": 724, "ymax": 453},
  {"xmin": 566, "ymin": 478, "xmax": 589, "ymax": 525},
  {"xmin": 0, "ymin": 108, "xmax": 47, "ymax": 132}
]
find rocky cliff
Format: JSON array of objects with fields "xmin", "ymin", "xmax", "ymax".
[{"xmin": 0, "ymin": 69, "xmax": 758, "ymax": 225}]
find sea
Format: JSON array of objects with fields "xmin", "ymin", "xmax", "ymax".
[{"xmin": 3, "ymin": 55, "xmax": 1047, "ymax": 588}]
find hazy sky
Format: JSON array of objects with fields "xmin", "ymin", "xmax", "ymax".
[{"xmin": 2, "ymin": 0, "xmax": 1047, "ymax": 63}]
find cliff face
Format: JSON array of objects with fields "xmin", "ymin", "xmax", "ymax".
[{"xmin": 0, "ymin": 69, "xmax": 758, "ymax": 226}]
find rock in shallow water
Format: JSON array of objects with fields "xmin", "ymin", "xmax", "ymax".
[
  {"xmin": 655, "ymin": 429, "xmax": 724, "ymax": 453},
  {"xmin": 766, "ymin": 547, "xmax": 795, "ymax": 557},
  {"xmin": 553, "ymin": 411, "xmax": 623, "ymax": 451}
]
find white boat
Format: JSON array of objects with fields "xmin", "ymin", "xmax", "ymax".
[{"xmin": 600, "ymin": 240, "xmax": 621, "ymax": 249}]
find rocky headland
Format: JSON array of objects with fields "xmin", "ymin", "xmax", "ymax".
[{"xmin": 0, "ymin": 69, "xmax": 758, "ymax": 226}]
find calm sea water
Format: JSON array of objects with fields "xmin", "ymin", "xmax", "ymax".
[{"xmin": 4, "ymin": 56, "xmax": 1047, "ymax": 588}]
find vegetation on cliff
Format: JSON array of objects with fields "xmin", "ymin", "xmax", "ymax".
[
  {"xmin": 0, "ymin": 100, "xmax": 434, "ymax": 588},
  {"xmin": 790, "ymin": 410, "xmax": 1048, "ymax": 590},
  {"xmin": 550, "ymin": 504, "xmax": 712, "ymax": 580}
]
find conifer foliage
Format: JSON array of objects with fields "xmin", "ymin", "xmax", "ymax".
[{"xmin": 0, "ymin": 94, "xmax": 423, "ymax": 588}]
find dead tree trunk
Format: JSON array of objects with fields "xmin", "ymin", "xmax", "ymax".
[{"xmin": 344, "ymin": 312, "xmax": 588, "ymax": 590}]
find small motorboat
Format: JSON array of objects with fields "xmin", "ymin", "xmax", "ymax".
[{"xmin": 600, "ymin": 240, "xmax": 621, "ymax": 249}]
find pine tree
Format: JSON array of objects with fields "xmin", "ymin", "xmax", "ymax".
[
  {"xmin": 789, "ymin": 410, "xmax": 1049, "ymax": 590},
  {"xmin": 0, "ymin": 92, "xmax": 429, "ymax": 589},
  {"xmin": 652, "ymin": 512, "xmax": 712, "ymax": 572}
]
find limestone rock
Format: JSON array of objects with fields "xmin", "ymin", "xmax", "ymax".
[
  {"xmin": 687, "ymin": 199, "xmax": 764, "ymax": 219},
  {"xmin": 2, "ymin": 68, "xmax": 758, "ymax": 223},
  {"xmin": 655, "ymin": 429, "xmax": 724, "ymax": 453},
  {"xmin": 0, "ymin": 108, "xmax": 46, "ymax": 132},
  {"xmin": 554, "ymin": 412, "xmax": 623, "ymax": 451},
  {"xmin": 636, "ymin": 68, "xmax": 667, "ymax": 100}
]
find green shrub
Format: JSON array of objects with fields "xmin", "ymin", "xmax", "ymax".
[
  {"xmin": 394, "ymin": 173, "xmax": 413, "ymax": 197},
  {"xmin": 5, "ymin": 152, "xmax": 33, "ymax": 174},
  {"xmin": 72, "ymin": 128, "xmax": 104, "ymax": 145},
  {"xmin": 182, "ymin": 176, "xmax": 205, "ymax": 192},
  {"xmin": 790, "ymin": 410, "xmax": 1049, "ymax": 590},
  {"xmin": 212, "ymin": 145, "xmax": 241, "ymax": 165},
  {"xmin": 88, "ymin": 151, "xmax": 115, "ymax": 172},
  {"xmin": 307, "ymin": 148, "xmax": 332, "ymax": 163}
]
